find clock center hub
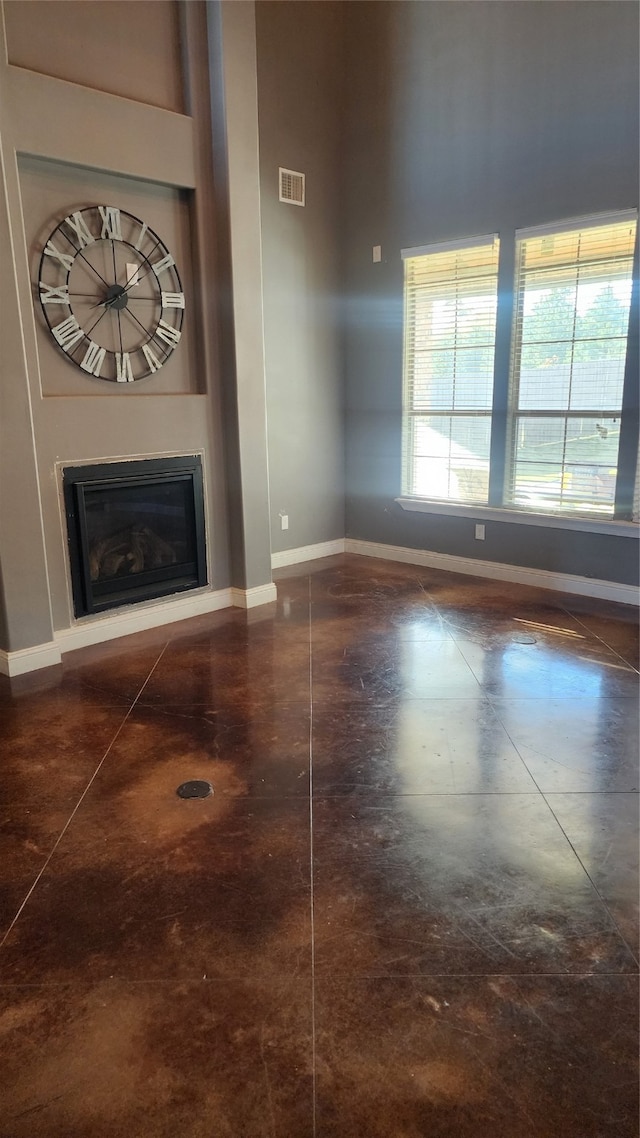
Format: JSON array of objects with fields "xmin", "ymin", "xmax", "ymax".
[{"xmin": 105, "ymin": 283, "xmax": 129, "ymax": 311}]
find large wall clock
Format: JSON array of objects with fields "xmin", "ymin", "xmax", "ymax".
[{"xmin": 37, "ymin": 206, "xmax": 185, "ymax": 382}]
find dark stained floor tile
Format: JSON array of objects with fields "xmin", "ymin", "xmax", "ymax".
[
  {"xmin": 306, "ymin": 557, "xmax": 453, "ymax": 641},
  {"xmin": 271, "ymin": 565, "xmax": 313, "ymax": 608},
  {"xmin": 0, "ymin": 693, "xmax": 129, "ymax": 808},
  {"xmin": 0, "ymin": 668, "xmax": 64, "ymax": 706},
  {"xmin": 0, "ymin": 805, "xmax": 71, "ymax": 936},
  {"xmin": 564, "ymin": 596, "xmax": 640, "ymax": 670},
  {"xmin": 312, "ymin": 794, "xmax": 637, "ymax": 976},
  {"xmin": 314, "ymin": 973, "xmax": 639, "ymax": 1138},
  {"xmin": 0, "ymin": 554, "xmax": 637, "ymax": 1135},
  {"xmin": 427, "ymin": 575, "xmax": 579, "ymax": 624},
  {"xmin": 456, "ymin": 634, "xmax": 639, "ymax": 699},
  {"xmin": 59, "ymin": 635, "xmax": 170, "ymax": 703},
  {"xmin": 312, "ymin": 699, "xmax": 536, "ymax": 795},
  {"xmin": 440, "ymin": 606, "xmax": 596, "ymax": 646},
  {"xmin": 140, "ymin": 623, "xmax": 311, "ymax": 711},
  {"xmin": 310, "ymin": 609, "xmax": 454, "ymax": 650},
  {"xmin": 0, "ymin": 672, "xmax": 131, "ymax": 712},
  {"xmin": 91, "ymin": 702, "xmax": 310, "ymax": 800},
  {"xmin": 0, "ymin": 976, "xmax": 313, "ymax": 1138},
  {"xmin": 311, "ymin": 597, "xmax": 452, "ymax": 646},
  {"xmin": 274, "ymin": 551, "xmax": 346, "ymax": 582},
  {"xmin": 308, "ymin": 556, "xmax": 435, "ymax": 603},
  {"xmin": 312, "ymin": 639, "xmax": 483, "ymax": 702},
  {"xmin": 491, "ymin": 697, "xmax": 639, "ymax": 791},
  {"xmin": 0, "ymin": 797, "xmax": 311, "ymax": 984},
  {"xmin": 436, "ymin": 604, "xmax": 587, "ymax": 645},
  {"xmin": 547, "ymin": 792, "xmax": 639, "ymax": 957}
]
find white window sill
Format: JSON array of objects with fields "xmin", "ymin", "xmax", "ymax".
[{"xmin": 396, "ymin": 497, "xmax": 640, "ymax": 538}]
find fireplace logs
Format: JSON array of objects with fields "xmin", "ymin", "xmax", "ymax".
[{"xmin": 89, "ymin": 525, "xmax": 178, "ymax": 581}]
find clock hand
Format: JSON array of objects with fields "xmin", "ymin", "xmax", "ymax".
[
  {"xmin": 116, "ymin": 308, "xmax": 124, "ymax": 357},
  {"xmin": 89, "ymin": 295, "xmax": 119, "ymax": 310},
  {"xmin": 90, "ymin": 284, "xmax": 129, "ymax": 310},
  {"xmin": 120, "ymin": 238, "xmax": 163, "ymax": 294},
  {"xmin": 123, "ymin": 263, "xmax": 157, "ymax": 292},
  {"xmin": 100, "ymin": 238, "xmax": 160, "ymax": 303}
]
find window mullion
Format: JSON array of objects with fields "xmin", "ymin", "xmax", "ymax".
[{"xmin": 488, "ymin": 230, "xmax": 516, "ymax": 506}]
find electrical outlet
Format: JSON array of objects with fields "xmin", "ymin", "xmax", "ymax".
[
  {"xmin": 475, "ymin": 524, "xmax": 485, "ymax": 541},
  {"xmin": 372, "ymin": 245, "xmax": 381, "ymax": 262},
  {"xmin": 280, "ymin": 513, "xmax": 289, "ymax": 531}
]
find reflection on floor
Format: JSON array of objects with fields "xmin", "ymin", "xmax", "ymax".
[{"xmin": 0, "ymin": 553, "xmax": 638, "ymax": 1137}]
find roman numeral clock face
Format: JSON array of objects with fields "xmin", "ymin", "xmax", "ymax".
[{"xmin": 37, "ymin": 207, "xmax": 185, "ymax": 381}]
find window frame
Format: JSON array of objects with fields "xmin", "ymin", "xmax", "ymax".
[
  {"xmin": 505, "ymin": 211, "xmax": 638, "ymax": 521},
  {"xmin": 401, "ymin": 232, "xmax": 501, "ymax": 507},
  {"xmin": 399, "ymin": 211, "xmax": 639, "ymax": 532}
]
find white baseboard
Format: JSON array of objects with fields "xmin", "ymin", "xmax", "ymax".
[
  {"xmin": 54, "ymin": 587, "xmax": 235, "ymax": 658},
  {"xmin": 231, "ymin": 583, "xmax": 278, "ymax": 609},
  {"xmin": 0, "ymin": 641, "xmax": 63, "ymax": 677},
  {"xmin": 345, "ymin": 539, "xmax": 640, "ymax": 607},
  {"xmin": 0, "ymin": 581, "xmax": 284, "ymax": 677},
  {"xmin": 3, "ymin": 539, "xmax": 635, "ymax": 678},
  {"xmin": 271, "ymin": 539, "xmax": 346, "ymax": 569}
]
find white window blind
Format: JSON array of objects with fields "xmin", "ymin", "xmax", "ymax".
[
  {"xmin": 402, "ymin": 235, "xmax": 500, "ymax": 503},
  {"xmin": 506, "ymin": 212, "xmax": 637, "ymax": 517}
]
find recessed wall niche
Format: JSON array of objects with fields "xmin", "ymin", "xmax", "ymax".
[{"xmin": 19, "ymin": 154, "xmax": 201, "ymax": 397}]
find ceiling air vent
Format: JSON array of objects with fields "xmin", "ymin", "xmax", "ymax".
[{"xmin": 279, "ymin": 168, "xmax": 305, "ymax": 207}]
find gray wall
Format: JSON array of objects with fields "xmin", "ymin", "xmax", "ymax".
[
  {"xmin": 256, "ymin": 1, "xmax": 345, "ymax": 555},
  {"xmin": 343, "ymin": 0, "xmax": 640, "ymax": 584},
  {"xmin": 0, "ymin": 0, "xmax": 237, "ymax": 652}
]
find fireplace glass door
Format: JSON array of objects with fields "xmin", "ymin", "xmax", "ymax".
[{"xmin": 64, "ymin": 457, "xmax": 207, "ymax": 617}]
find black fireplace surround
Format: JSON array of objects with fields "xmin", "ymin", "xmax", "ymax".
[{"xmin": 63, "ymin": 456, "xmax": 207, "ymax": 618}]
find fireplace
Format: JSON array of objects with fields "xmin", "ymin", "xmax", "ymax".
[{"xmin": 63, "ymin": 456, "xmax": 207, "ymax": 617}]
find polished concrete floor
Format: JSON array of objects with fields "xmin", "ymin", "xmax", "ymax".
[{"xmin": 0, "ymin": 553, "xmax": 638, "ymax": 1137}]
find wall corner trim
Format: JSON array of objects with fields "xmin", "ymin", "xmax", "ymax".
[
  {"xmin": 271, "ymin": 540, "xmax": 346, "ymax": 569},
  {"xmin": 231, "ymin": 583, "xmax": 278, "ymax": 609},
  {"xmin": 344, "ymin": 539, "xmax": 640, "ymax": 607}
]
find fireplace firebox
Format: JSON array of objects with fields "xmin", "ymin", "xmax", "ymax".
[{"xmin": 63, "ymin": 457, "xmax": 207, "ymax": 617}]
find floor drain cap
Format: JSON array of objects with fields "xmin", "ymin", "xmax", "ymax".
[
  {"xmin": 176, "ymin": 780, "xmax": 213, "ymax": 799},
  {"xmin": 514, "ymin": 634, "xmax": 537, "ymax": 645}
]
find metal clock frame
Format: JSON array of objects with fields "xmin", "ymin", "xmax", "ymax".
[{"xmin": 37, "ymin": 206, "xmax": 185, "ymax": 382}]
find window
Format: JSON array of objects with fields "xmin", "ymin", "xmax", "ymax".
[
  {"xmin": 400, "ymin": 212, "xmax": 638, "ymax": 524},
  {"xmin": 402, "ymin": 235, "xmax": 500, "ymax": 504},
  {"xmin": 506, "ymin": 213, "xmax": 637, "ymax": 517}
]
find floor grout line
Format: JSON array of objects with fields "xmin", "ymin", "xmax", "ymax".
[
  {"xmin": 0, "ymin": 967, "xmax": 636, "ymax": 990},
  {"xmin": 561, "ymin": 603, "xmax": 639, "ymax": 675},
  {"xmin": 539, "ymin": 789, "xmax": 640, "ymax": 970},
  {"xmin": 0, "ymin": 644, "xmax": 171, "ymax": 950}
]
